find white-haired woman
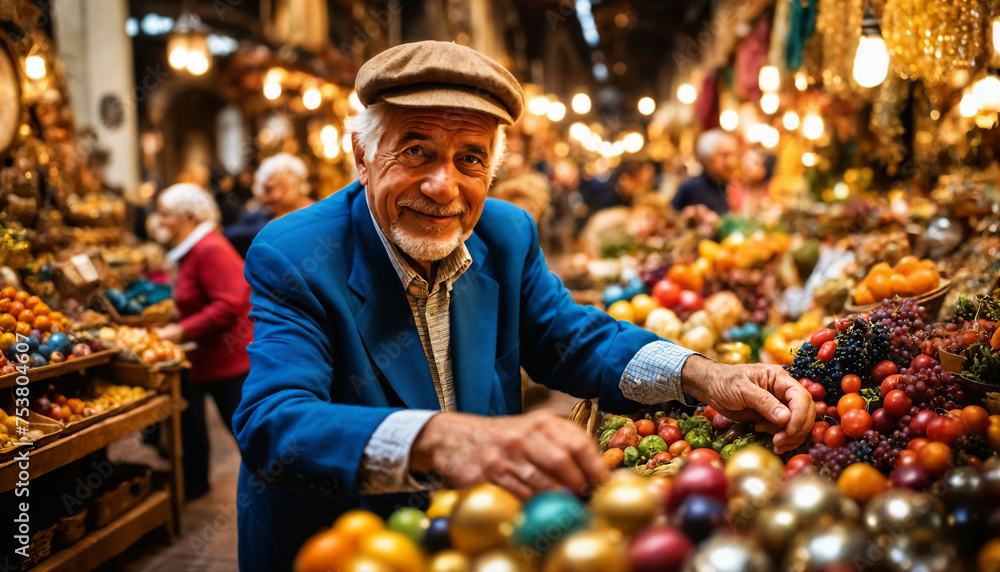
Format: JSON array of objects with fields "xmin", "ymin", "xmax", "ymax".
[
  {"xmin": 252, "ymin": 153, "xmax": 315, "ymax": 219},
  {"xmin": 155, "ymin": 183, "xmax": 253, "ymax": 500}
]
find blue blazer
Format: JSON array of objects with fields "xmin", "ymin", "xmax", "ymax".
[{"xmin": 233, "ymin": 181, "xmax": 657, "ymax": 570}]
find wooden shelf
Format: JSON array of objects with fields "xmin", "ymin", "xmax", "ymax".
[
  {"xmin": 0, "ymin": 395, "xmax": 171, "ymax": 492},
  {"xmin": 0, "ymin": 349, "xmax": 120, "ymax": 389},
  {"xmin": 29, "ymin": 489, "xmax": 172, "ymax": 572}
]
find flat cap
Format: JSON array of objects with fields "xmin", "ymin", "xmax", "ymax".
[{"xmin": 355, "ymin": 41, "xmax": 524, "ymax": 125}]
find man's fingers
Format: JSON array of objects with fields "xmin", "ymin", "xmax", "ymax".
[
  {"xmin": 512, "ymin": 463, "xmax": 560, "ymax": 494},
  {"xmin": 746, "ymin": 384, "xmax": 791, "ymax": 427},
  {"xmin": 777, "ymin": 376, "xmax": 815, "ymax": 441},
  {"xmin": 492, "ymin": 472, "xmax": 533, "ymax": 501},
  {"xmin": 525, "ymin": 442, "xmax": 589, "ymax": 495}
]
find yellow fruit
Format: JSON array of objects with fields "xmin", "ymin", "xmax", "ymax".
[
  {"xmin": 607, "ymin": 300, "xmax": 635, "ymax": 323},
  {"xmin": 629, "ymin": 294, "xmax": 659, "ymax": 325}
]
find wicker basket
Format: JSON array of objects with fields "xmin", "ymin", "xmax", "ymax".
[
  {"xmin": 91, "ymin": 465, "xmax": 152, "ymax": 529},
  {"xmin": 55, "ymin": 508, "xmax": 88, "ymax": 548},
  {"xmin": 12, "ymin": 522, "xmax": 56, "ymax": 571},
  {"xmin": 844, "ymin": 279, "xmax": 952, "ymax": 321},
  {"xmin": 568, "ymin": 399, "xmax": 684, "ymax": 478}
]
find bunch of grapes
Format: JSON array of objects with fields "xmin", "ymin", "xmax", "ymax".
[
  {"xmin": 920, "ymin": 323, "xmax": 960, "ymax": 356},
  {"xmin": 895, "ymin": 358, "xmax": 963, "ymax": 410},
  {"xmin": 808, "ymin": 443, "xmax": 859, "ymax": 480},
  {"xmin": 870, "ymin": 431, "xmax": 908, "ymax": 474},
  {"xmin": 847, "ymin": 438, "xmax": 875, "ymax": 465},
  {"xmin": 871, "ymin": 299, "xmax": 930, "ymax": 366}
]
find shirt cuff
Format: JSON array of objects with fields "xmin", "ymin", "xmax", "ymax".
[
  {"xmin": 358, "ymin": 410, "xmax": 439, "ymax": 495},
  {"xmin": 619, "ymin": 340, "xmax": 704, "ymax": 405}
]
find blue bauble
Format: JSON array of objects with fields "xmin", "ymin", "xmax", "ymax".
[
  {"xmin": 511, "ymin": 490, "xmax": 590, "ymax": 553},
  {"xmin": 25, "ymin": 336, "xmax": 39, "ymax": 354},
  {"xmin": 48, "ymin": 333, "xmax": 69, "ymax": 354},
  {"xmin": 37, "ymin": 344, "xmax": 51, "ymax": 359},
  {"xmin": 673, "ymin": 495, "xmax": 727, "ymax": 543},
  {"xmin": 424, "ymin": 517, "xmax": 451, "ymax": 554},
  {"xmin": 603, "ymin": 284, "xmax": 626, "ymax": 307},
  {"xmin": 30, "ymin": 353, "xmax": 47, "ymax": 367},
  {"xmin": 740, "ymin": 322, "xmax": 761, "ymax": 341},
  {"xmin": 624, "ymin": 276, "xmax": 645, "ymax": 298}
]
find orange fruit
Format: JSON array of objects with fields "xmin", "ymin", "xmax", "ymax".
[
  {"xmin": 668, "ymin": 264, "xmax": 704, "ymax": 292},
  {"xmin": 867, "ymin": 273, "xmax": 893, "ymax": 301},
  {"xmin": 889, "ymin": 273, "xmax": 911, "ymax": 297},
  {"xmin": 24, "ymin": 296, "xmax": 41, "ymax": 309},
  {"xmin": 49, "ymin": 311, "xmax": 65, "ymax": 322},
  {"xmin": 908, "ymin": 269, "xmax": 937, "ymax": 295},
  {"xmin": 50, "ymin": 322, "xmax": 65, "ymax": 333},
  {"xmin": 0, "ymin": 299, "xmax": 10, "ymax": 313},
  {"xmin": 15, "ymin": 322, "xmax": 31, "ymax": 336},
  {"xmin": 0, "ymin": 332, "xmax": 15, "ymax": 351},
  {"xmin": 894, "ymin": 255, "xmax": 921, "ymax": 276},
  {"xmin": 0, "ymin": 287, "xmax": 15, "ymax": 300},
  {"xmin": 0, "ymin": 313, "xmax": 15, "ymax": 333},
  {"xmin": 837, "ymin": 463, "xmax": 890, "ymax": 502},
  {"xmin": 854, "ymin": 284, "xmax": 875, "ymax": 305},
  {"xmin": 32, "ymin": 302, "xmax": 50, "ymax": 316},
  {"xmin": 33, "ymin": 315, "xmax": 50, "ymax": 332},
  {"xmin": 334, "ymin": 511, "xmax": 385, "ymax": 545},
  {"xmin": 8, "ymin": 301, "xmax": 24, "ymax": 318},
  {"xmin": 17, "ymin": 309, "xmax": 34, "ymax": 324},
  {"xmin": 293, "ymin": 530, "xmax": 357, "ymax": 572},
  {"xmin": 868, "ymin": 262, "xmax": 893, "ymax": 279},
  {"xmin": 13, "ymin": 291, "xmax": 29, "ymax": 303}
]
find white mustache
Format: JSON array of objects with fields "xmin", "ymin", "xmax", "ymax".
[{"xmin": 396, "ymin": 198, "xmax": 465, "ymax": 217}]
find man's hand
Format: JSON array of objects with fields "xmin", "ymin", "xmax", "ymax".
[
  {"xmin": 410, "ymin": 410, "xmax": 608, "ymax": 500},
  {"xmin": 156, "ymin": 323, "xmax": 184, "ymax": 343},
  {"xmin": 682, "ymin": 357, "xmax": 815, "ymax": 454}
]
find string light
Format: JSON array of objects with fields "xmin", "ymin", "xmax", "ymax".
[
  {"xmin": 758, "ymin": 66, "xmax": 780, "ymax": 92},
  {"xmin": 623, "ymin": 132, "xmax": 644, "ymax": 153},
  {"xmin": 528, "ymin": 96, "xmax": 550, "ymax": 116},
  {"xmin": 186, "ymin": 51, "xmax": 209, "ymax": 75},
  {"xmin": 801, "ymin": 152, "xmax": 817, "ymax": 166},
  {"xmin": 320, "ymin": 125, "xmax": 338, "ymax": 146},
  {"xmin": 677, "ymin": 84, "xmax": 697, "ymax": 104},
  {"xmin": 546, "ymin": 102, "xmax": 567, "ymax": 122},
  {"xmin": 971, "ymin": 75, "xmax": 1000, "ymax": 111},
  {"xmin": 782, "ymin": 111, "xmax": 800, "ymax": 130},
  {"xmin": 719, "ymin": 110, "xmax": 739, "ymax": 131},
  {"xmin": 760, "ymin": 93, "xmax": 780, "ymax": 114},
  {"xmin": 25, "ymin": 55, "xmax": 45, "ymax": 79},
  {"xmin": 263, "ymin": 81, "xmax": 282, "ymax": 100},
  {"xmin": 302, "ymin": 88, "xmax": 322, "ymax": 110},
  {"xmin": 795, "ymin": 71, "xmax": 808, "ymax": 91},
  {"xmin": 853, "ymin": 36, "xmax": 889, "ymax": 88},
  {"xmin": 802, "ymin": 114, "xmax": 824, "ymax": 140},
  {"xmin": 637, "ymin": 97, "xmax": 656, "ymax": 115},
  {"xmin": 569, "ymin": 122, "xmax": 591, "ymax": 141},
  {"xmin": 571, "ymin": 93, "xmax": 591, "ymax": 114},
  {"xmin": 959, "ymin": 93, "xmax": 978, "ymax": 117}
]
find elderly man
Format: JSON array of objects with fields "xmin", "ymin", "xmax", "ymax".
[
  {"xmin": 234, "ymin": 41, "xmax": 813, "ymax": 570},
  {"xmin": 671, "ymin": 128, "xmax": 739, "ymax": 215},
  {"xmin": 251, "ymin": 152, "xmax": 315, "ymax": 218}
]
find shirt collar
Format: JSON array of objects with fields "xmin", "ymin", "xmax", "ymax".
[
  {"xmin": 365, "ymin": 194, "xmax": 472, "ymax": 290},
  {"xmin": 166, "ymin": 220, "xmax": 217, "ymax": 264}
]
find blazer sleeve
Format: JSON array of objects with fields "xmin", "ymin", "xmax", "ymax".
[
  {"xmin": 515, "ymin": 210, "xmax": 660, "ymax": 413},
  {"xmin": 178, "ymin": 239, "xmax": 250, "ymax": 341},
  {"xmin": 233, "ymin": 241, "xmax": 400, "ymax": 498}
]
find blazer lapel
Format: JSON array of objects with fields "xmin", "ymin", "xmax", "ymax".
[
  {"xmin": 450, "ymin": 234, "xmax": 500, "ymax": 415},
  {"xmin": 347, "ymin": 186, "xmax": 440, "ymax": 411}
]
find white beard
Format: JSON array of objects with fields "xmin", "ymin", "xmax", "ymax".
[{"xmin": 389, "ymin": 221, "xmax": 470, "ymax": 262}]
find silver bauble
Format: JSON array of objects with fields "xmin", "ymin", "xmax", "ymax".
[
  {"xmin": 682, "ymin": 535, "xmax": 772, "ymax": 572},
  {"xmin": 983, "ymin": 456, "xmax": 1000, "ymax": 501},
  {"xmin": 778, "ymin": 475, "xmax": 857, "ymax": 528},
  {"xmin": 883, "ymin": 536, "xmax": 957, "ymax": 572},
  {"xmin": 935, "ymin": 466, "xmax": 983, "ymax": 505},
  {"xmin": 863, "ymin": 489, "xmax": 943, "ymax": 547},
  {"xmin": 921, "ymin": 217, "xmax": 963, "ymax": 259},
  {"xmin": 784, "ymin": 523, "xmax": 875, "ymax": 572},
  {"xmin": 728, "ymin": 472, "xmax": 781, "ymax": 529}
]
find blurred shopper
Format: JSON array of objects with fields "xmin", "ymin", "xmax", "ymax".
[
  {"xmin": 671, "ymin": 129, "xmax": 739, "ymax": 215},
  {"xmin": 155, "ymin": 183, "xmax": 253, "ymax": 500},
  {"xmin": 251, "ymin": 153, "xmax": 315, "ymax": 219}
]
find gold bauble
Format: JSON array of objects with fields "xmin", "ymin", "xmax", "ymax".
[
  {"xmin": 748, "ymin": 505, "xmax": 801, "ymax": 556},
  {"xmin": 589, "ymin": 473, "xmax": 660, "ymax": 536},
  {"xmin": 472, "ymin": 550, "xmax": 528, "ymax": 572},
  {"xmin": 429, "ymin": 551, "xmax": 471, "ymax": 572},
  {"xmin": 728, "ymin": 471, "xmax": 781, "ymax": 529},
  {"xmin": 343, "ymin": 555, "xmax": 395, "ymax": 572},
  {"xmin": 449, "ymin": 484, "xmax": 522, "ymax": 555},
  {"xmin": 542, "ymin": 531, "xmax": 627, "ymax": 572},
  {"xmin": 428, "ymin": 490, "xmax": 464, "ymax": 519},
  {"xmin": 723, "ymin": 446, "xmax": 783, "ymax": 480},
  {"xmin": 777, "ymin": 475, "xmax": 857, "ymax": 529}
]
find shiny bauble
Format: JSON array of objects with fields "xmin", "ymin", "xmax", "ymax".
[
  {"xmin": 590, "ymin": 473, "xmax": 660, "ymax": 536},
  {"xmin": 387, "ymin": 508, "xmax": 430, "ymax": 545},
  {"xmin": 511, "ymin": 491, "xmax": 589, "ymax": 553},
  {"xmin": 945, "ymin": 503, "xmax": 990, "ymax": 552},
  {"xmin": 728, "ymin": 472, "xmax": 780, "ymax": 529},
  {"xmin": 783, "ymin": 523, "xmax": 874, "ymax": 571},
  {"xmin": 428, "ymin": 551, "xmax": 471, "ymax": 572},
  {"xmin": 543, "ymin": 530, "xmax": 627, "ymax": 572},
  {"xmin": 934, "ymin": 466, "xmax": 982, "ymax": 506},
  {"xmin": 342, "ymin": 555, "xmax": 395, "ymax": 572},
  {"xmin": 358, "ymin": 530, "xmax": 426, "ymax": 572},
  {"xmin": 777, "ymin": 474, "xmax": 857, "ymax": 528},
  {"xmin": 748, "ymin": 505, "xmax": 801, "ymax": 556},
  {"xmin": 627, "ymin": 527, "xmax": 692, "ymax": 572},
  {"xmin": 724, "ymin": 446, "xmax": 783, "ymax": 480},
  {"xmin": 983, "ymin": 456, "xmax": 1000, "ymax": 500},
  {"xmin": 863, "ymin": 489, "xmax": 943, "ymax": 547},
  {"xmin": 427, "ymin": 490, "xmax": 463, "ymax": 519},
  {"xmin": 293, "ymin": 529, "xmax": 357, "ymax": 572},
  {"xmin": 978, "ymin": 538, "xmax": 1000, "ymax": 572},
  {"xmin": 672, "ymin": 496, "xmax": 728, "ymax": 543},
  {"xmin": 48, "ymin": 332, "xmax": 69, "ymax": 353},
  {"xmin": 883, "ymin": 536, "xmax": 957, "ymax": 572},
  {"xmin": 449, "ymin": 484, "xmax": 521, "ymax": 556},
  {"xmin": 425, "ymin": 518, "xmax": 452, "ymax": 554},
  {"xmin": 682, "ymin": 535, "xmax": 772, "ymax": 572},
  {"xmin": 921, "ymin": 217, "xmax": 963, "ymax": 259},
  {"xmin": 472, "ymin": 551, "xmax": 527, "ymax": 572},
  {"xmin": 672, "ymin": 462, "xmax": 729, "ymax": 509}
]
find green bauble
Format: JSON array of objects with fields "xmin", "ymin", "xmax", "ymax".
[
  {"xmin": 387, "ymin": 507, "xmax": 430, "ymax": 545},
  {"xmin": 511, "ymin": 491, "xmax": 590, "ymax": 553}
]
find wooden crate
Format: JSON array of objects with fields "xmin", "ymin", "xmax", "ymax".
[{"xmin": 91, "ymin": 465, "xmax": 152, "ymax": 529}]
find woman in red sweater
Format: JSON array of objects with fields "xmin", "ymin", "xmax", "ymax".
[{"xmin": 155, "ymin": 183, "xmax": 253, "ymax": 500}]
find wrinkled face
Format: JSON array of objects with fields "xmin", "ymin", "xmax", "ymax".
[
  {"xmin": 156, "ymin": 204, "xmax": 193, "ymax": 245},
  {"xmin": 260, "ymin": 170, "xmax": 302, "ymax": 216},
  {"xmin": 707, "ymin": 137, "xmax": 739, "ymax": 181},
  {"xmin": 356, "ymin": 107, "xmax": 496, "ymax": 264}
]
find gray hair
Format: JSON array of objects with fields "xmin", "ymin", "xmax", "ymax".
[
  {"xmin": 695, "ymin": 128, "xmax": 734, "ymax": 165},
  {"xmin": 253, "ymin": 153, "xmax": 311, "ymax": 198},
  {"xmin": 344, "ymin": 102, "xmax": 508, "ymax": 181},
  {"xmin": 158, "ymin": 183, "xmax": 220, "ymax": 224}
]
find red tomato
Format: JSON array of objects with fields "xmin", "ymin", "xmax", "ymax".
[
  {"xmin": 883, "ymin": 389, "xmax": 912, "ymax": 417},
  {"xmin": 799, "ymin": 378, "xmax": 812, "ymax": 387},
  {"xmin": 909, "ymin": 410, "xmax": 937, "ymax": 437},
  {"xmin": 668, "ymin": 440, "xmax": 692, "ymax": 457},
  {"xmin": 907, "ymin": 437, "xmax": 929, "ymax": 452},
  {"xmin": 909, "ymin": 354, "xmax": 936, "ymax": 371},
  {"xmin": 806, "ymin": 382, "xmax": 826, "ymax": 401},
  {"xmin": 687, "ymin": 448, "xmax": 721, "ymax": 464},
  {"xmin": 652, "ymin": 280, "xmax": 681, "ymax": 308},
  {"xmin": 824, "ymin": 425, "xmax": 847, "ymax": 448},
  {"xmin": 926, "ymin": 416, "xmax": 964, "ymax": 446},
  {"xmin": 880, "ymin": 374, "xmax": 901, "ymax": 397},
  {"xmin": 840, "ymin": 375, "xmax": 861, "ymax": 394},
  {"xmin": 838, "ymin": 393, "xmax": 866, "ymax": 413},
  {"xmin": 702, "ymin": 406, "xmax": 718, "ymax": 421},
  {"xmin": 656, "ymin": 416, "xmax": 680, "ymax": 431},
  {"xmin": 785, "ymin": 454, "xmax": 814, "ymax": 474},
  {"xmin": 678, "ymin": 290, "xmax": 704, "ymax": 313},
  {"xmin": 871, "ymin": 360, "xmax": 898, "ymax": 382},
  {"xmin": 635, "ymin": 419, "xmax": 656, "ymax": 437},
  {"xmin": 809, "ymin": 328, "xmax": 835, "ymax": 347},
  {"xmin": 811, "ymin": 421, "xmax": 830, "ymax": 444},
  {"xmin": 841, "ymin": 409, "xmax": 873, "ymax": 438},
  {"xmin": 857, "ymin": 313, "xmax": 870, "ymax": 321},
  {"xmin": 817, "ymin": 341, "xmax": 838, "ymax": 362},
  {"xmin": 834, "ymin": 318, "xmax": 852, "ymax": 332},
  {"xmin": 658, "ymin": 425, "xmax": 683, "ymax": 446},
  {"xmin": 960, "ymin": 406, "xmax": 990, "ymax": 435},
  {"xmin": 896, "ymin": 450, "xmax": 919, "ymax": 467},
  {"xmin": 827, "ymin": 406, "xmax": 840, "ymax": 422},
  {"xmin": 814, "ymin": 402, "xmax": 828, "ymax": 417},
  {"xmin": 917, "ymin": 442, "xmax": 952, "ymax": 476}
]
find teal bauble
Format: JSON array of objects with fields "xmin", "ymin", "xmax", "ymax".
[{"xmin": 511, "ymin": 491, "xmax": 590, "ymax": 553}]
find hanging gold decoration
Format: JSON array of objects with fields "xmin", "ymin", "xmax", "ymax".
[
  {"xmin": 816, "ymin": 0, "xmax": 865, "ymax": 96},
  {"xmin": 869, "ymin": 71, "xmax": 907, "ymax": 172},
  {"xmin": 882, "ymin": 0, "xmax": 989, "ymax": 85}
]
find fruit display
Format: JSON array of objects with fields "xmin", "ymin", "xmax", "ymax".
[
  {"xmin": 761, "ymin": 311, "xmax": 824, "ymax": 366},
  {"xmin": 102, "ymin": 325, "xmax": 184, "ymax": 365},
  {"xmin": 104, "ymin": 278, "xmax": 172, "ymax": 316},
  {"xmin": 29, "ymin": 379, "xmax": 150, "ymax": 423},
  {"xmin": 293, "ymin": 452, "xmax": 1000, "ymax": 572},
  {"xmin": 0, "ymin": 406, "xmax": 49, "ymax": 454},
  {"xmin": 851, "ymin": 256, "xmax": 942, "ymax": 306}
]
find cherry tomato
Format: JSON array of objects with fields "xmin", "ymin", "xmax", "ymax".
[
  {"xmin": 824, "ymin": 425, "xmax": 847, "ymax": 448},
  {"xmin": 907, "ymin": 437, "xmax": 929, "ymax": 452},
  {"xmin": 880, "ymin": 374, "xmax": 901, "ymax": 397},
  {"xmin": 656, "ymin": 416, "xmax": 681, "ymax": 431},
  {"xmin": 838, "ymin": 393, "xmax": 866, "ymax": 413},
  {"xmin": 687, "ymin": 448, "xmax": 721, "ymax": 464},
  {"xmin": 857, "ymin": 313, "xmax": 870, "ymax": 321},
  {"xmin": 806, "ymin": 382, "xmax": 826, "ymax": 401},
  {"xmin": 840, "ymin": 374, "xmax": 861, "ymax": 394},
  {"xmin": 841, "ymin": 409, "xmax": 873, "ymax": 438},
  {"xmin": 668, "ymin": 440, "xmax": 692, "ymax": 457},
  {"xmin": 784, "ymin": 454, "xmax": 814, "ymax": 478},
  {"xmin": 883, "ymin": 389, "xmax": 912, "ymax": 417},
  {"xmin": 871, "ymin": 408, "xmax": 894, "ymax": 433},
  {"xmin": 960, "ymin": 406, "xmax": 990, "ymax": 435},
  {"xmin": 702, "ymin": 406, "xmax": 718, "ymax": 421},
  {"xmin": 799, "ymin": 378, "xmax": 812, "ymax": 387},
  {"xmin": 871, "ymin": 360, "xmax": 898, "ymax": 382},
  {"xmin": 635, "ymin": 419, "xmax": 656, "ymax": 437},
  {"xmin": 827, "ymin": 406, "xmax": 840, "ymax": 422},
  {"xmin": 817, "ymin": 341, "xmax": 838, "ymax": 362},
  {"xmin": 658, "ymin": 425, "xmax": 683, "ymax": 446},
  {"xmin": 926, "ymin": 416, "xmax": 964, "ymax": 446},
  {"xmin": 910, "ymin": 354, "xmax": 936, "ymax": 371},
  {"xmin": 917, "ymin": 442, "xmax": 952, "ymax": 476},
  {"xmin": 834, "ymin": 318, "xmax": 851, "ymax": 332},
  {"xmin": 809, "ymin": 328, "xmax": 835, "ymax": 347},
  {"xmin": 814, "ymin": 402, "xmax": 828, "ymax": 417},
  {"xmin": 652, "ymin": 280, "xmax": 681, "ymax": 308},
  {"xmin": 909, "ymin": 410, "xmax": 937, "ymax": 437},
  {"xmin": 811, "ymin": 421, "xmax": 830, "ymax": 444},
  {"xmin": 896, "ymin": 450, "xmax": 919, "ymax": 467}
]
